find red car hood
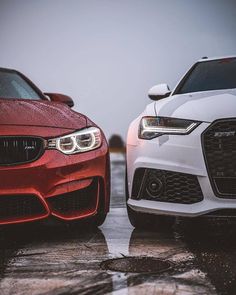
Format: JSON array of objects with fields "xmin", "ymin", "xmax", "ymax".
[{"xmin": 0, "ymin": 99, "xmax": 87, "ymax": 130}]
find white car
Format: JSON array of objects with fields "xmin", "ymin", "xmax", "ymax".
[{"xmin": 126, "ymin": 56, "xmax": 236, "ymax": 227}]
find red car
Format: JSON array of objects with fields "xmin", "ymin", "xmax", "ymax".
[{"xmin": 0, "ymin": 67, "xmax": 110, "ymax": 226}]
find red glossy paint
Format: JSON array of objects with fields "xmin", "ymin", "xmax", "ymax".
[
  {"xmin": 0, "ymin": 99, "xmax": 86, "ymax": 129},
  {"xmin": 0, "ymin": 68, "xmax": 110, "ymax": 225}
]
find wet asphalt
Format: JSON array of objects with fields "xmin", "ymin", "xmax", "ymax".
[{"xmin": 0, "ymin": 153, "xmax": 236, "ymax": 294}]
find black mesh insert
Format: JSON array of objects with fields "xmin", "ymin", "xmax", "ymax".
[
  {"xmin": 0, "ymin": 137, "xmax": 44, "ymax": 165},
  {"xmin": 0, "ymin": 195, "xmax": 47, "ymax": 221},
  {"xmin": 47, "ymin": 179, "xmax": 98, "ymax": 215},
  {"xmin": 132, "ymin": 168, "xmax": 203, "ymax": 204},
  {"xmin": 131, "ymin": 169, "xmax": 145, "ymax": 198},
  {"xmin": 202, "ymin": 119, "xmax": 236, "ymax": 197}
]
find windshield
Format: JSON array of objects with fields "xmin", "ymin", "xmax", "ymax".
[
  {"xmin": 176, "ymin": 58, "xmax": 236, "ymax": 94},
  {"xmin": 0, "ymin": 69, "xmax": 42, "ymax": 100}
]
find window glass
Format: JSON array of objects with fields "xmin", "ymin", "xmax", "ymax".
[
  {"xmin": 0, "ymin": 70, "xmax": 41, "ymax": 99},
  {"xmin": 177, "ymin": 58, "xmax": 236, "ymax": 94}
]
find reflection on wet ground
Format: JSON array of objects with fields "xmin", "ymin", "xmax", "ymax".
[
  {"xmin": 0, "ymin": 223, "xmax": 112, "ymax": 294},
  {"xmin": 0, "ymin": 153, "xmax": 235, "ymax": 294},
  {"xmin": 178, "ymin": 219, "xmax": 236, "ymax": 295}
]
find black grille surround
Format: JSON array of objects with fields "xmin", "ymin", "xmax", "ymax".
[
  {"xmin": 0, "ymin": 136, "xmax": 45, "ymax": 166},
  {"xmin": 0, "ymin": 194, "xmax": 47, "ymax": 222},
  {"xmin": 202, "ymin": 119, "xmax": 236, "ymax": 198},
  {"xmin": 47, "ymin": 178, "xmax": 99, "ymax": 217},
  {"xmin": 132, "ymin": 168, "xmax": 203, "ymax": 205}
]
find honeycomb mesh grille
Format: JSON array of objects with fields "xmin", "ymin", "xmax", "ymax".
[
  {"xmin": 202, "ymin": 119, "xmax": 236, "ymax": 197},
  {"xmin": 0, "ymin": 195, "xmax": 47, "ymax": 221},
  {"xmin": 132, "ymin": 168, "xmax": 203, "ymax": 204}
]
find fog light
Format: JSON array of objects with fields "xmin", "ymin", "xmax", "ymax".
[{"xmin": 146, "ymin": 176, "xmax": 163, "ymax": 198}]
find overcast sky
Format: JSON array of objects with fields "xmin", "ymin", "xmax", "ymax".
[{"xmin": 0, "ymin": 0, "xmax": 236, "ymax": 140}]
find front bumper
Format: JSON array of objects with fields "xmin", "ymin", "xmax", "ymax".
[
  {"xmin": 127, "ymin": 122, "xmax": 236, "ymax": 217},
  {"xmin": 0, "ymin": 142, "xmax": 110, "ymax": 225}
]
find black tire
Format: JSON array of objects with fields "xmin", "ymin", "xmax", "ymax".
[
  {"xmin": 92, "ymin": 212, "xmax": 107, "ymax": 227},
  {"xmin": 67, "ymin": 190, "xmax": 107, "ymax": 228},
  {"xmin": 125, "ymin": 168, "xmax": 175, "ymax": 229},
  {"xmin": 127, "ymin": 204, "xmax": 152, "ymax": 228},
  {"xmin": 68, "ymin": 212, "xmax": 107, "ymax": 229}
]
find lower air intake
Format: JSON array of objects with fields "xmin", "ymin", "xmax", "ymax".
[
  {"xmin": 0, "ymin": 195, "xmax": 47, "ymax": 221},
  {"xmin": 47, "ymin": 178, "xmax": 98, "ymax": 217},
  {"xmin": 132, "ymin": 168, "xmax": 203, "ymax": 204}
]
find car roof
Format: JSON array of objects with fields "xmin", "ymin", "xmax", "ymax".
[
  {"xmin": 198, "ymin": 55, "xmax": 236, "ymax": 62},
  {"xmin": 0, "ymin": 67, "xmax": 18, "ymax": 72}
]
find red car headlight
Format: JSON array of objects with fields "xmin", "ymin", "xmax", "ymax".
[{"xmin": 47, "ymin": 127, "xmax": 102, "ymax": 154}]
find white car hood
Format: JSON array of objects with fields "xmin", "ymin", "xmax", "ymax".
[{"xmin": 155, "ymin": 89, "xmax": 236, "ymax": 122}]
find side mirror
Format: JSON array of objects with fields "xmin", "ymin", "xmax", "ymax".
[
  {"xmin": 44, "ymin": 93, "xmax": 74, "ymax": 108},
  {"xmin": 148, "ymin": 84, "xmax": 171, "ymax": 100}
]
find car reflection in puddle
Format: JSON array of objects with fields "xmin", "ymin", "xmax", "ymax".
[
  {"xmin": 0, "ymin": 221, "xmax": 113, "ymax": 295},
  {"xmin": 101, "ymin": 208, "xmax": 215, "ymax": 295}
]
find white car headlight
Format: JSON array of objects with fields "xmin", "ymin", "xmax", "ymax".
[
  {"xmin": 139, "ymin": 116, "xmax": 200, "ymax": 140},
  {"xmin": 47, "ymin": 127, "xmax": 102, "ymax": 154}
]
